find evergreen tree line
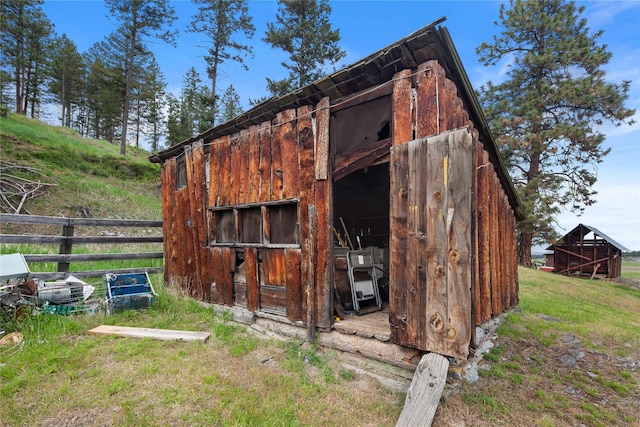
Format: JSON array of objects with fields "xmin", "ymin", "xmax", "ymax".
[{"xmin": 0, "ymin": 0, "xmax": 345, "ymax": 154}]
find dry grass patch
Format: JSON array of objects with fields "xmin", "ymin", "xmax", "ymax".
[{"xmin": 433, "ymin": 267, "xmax": 640, "ymax": 427}]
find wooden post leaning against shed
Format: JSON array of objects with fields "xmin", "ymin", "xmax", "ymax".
[
  {"xmin": 314, "ymin": 97, "xmax": 333, "ymax": 329},
  {"xmin": 396, "ymin": 353, "xmax": 450, "ymax": 427},
  {"xmin": 297, "ymin": 105, "xmax": 315, "ymax": 322}
]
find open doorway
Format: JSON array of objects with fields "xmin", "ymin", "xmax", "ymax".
[
  {"xmin": 333, "ymin": 163, "xmax": 390, "ymax": 318},
  {"xmin": 330, "ymin": 91, "xmax": 393, "ymax": 335}
]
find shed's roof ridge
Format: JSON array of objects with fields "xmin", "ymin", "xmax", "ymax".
[{"xmin": 150, "ymin": 17, "xmax": 524, "ymax": 219}]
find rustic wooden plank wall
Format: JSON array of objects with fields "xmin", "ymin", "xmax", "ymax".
[
  {"xmin": 473, "ymin": 148, "xmax": 518, "ymax": 325},
  {"xmin": 161, "ymin": 98, "xmax": 331, "ymax": 326},
  {"xmin": 389, "ymin": 59, "xmax": 517, "ymax": 359}
]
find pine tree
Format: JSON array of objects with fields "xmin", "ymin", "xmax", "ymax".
[
  {"xmin": 0, "ymin": 69, "xmax": 13, "ymax": 110},
  {"xmin": 48, "ymin": 34, "xmax": 85, "ymax": 127},
  {"xmin": 84, "ymin": 32, "xmax": 130, "ymax": 143},
  {"xmin": 217, "ymin": 84, "xmax": 243, "ymax": 124},
  {"xmin": 165, "ymin": 68, "xmax": 210, "ymax": 147},
  {"xmin": 180, "ymin": 67, "xmax": 210, "ymax": 135},
  {"xmin": 165, "ymin": 93, "xmax": 189, "ymax": 146},
  {"xmin": 189, "ymin": 0, "xmax": 254, "ymax": 127},
  {"xmin": 139, "ymin": 57, "xmax": 166, "ymax": 153},
  {"xmin": 105, "ymin": 0, "xmax": 177, "ymax": 156},
  {"xmin": 263, "ymin": 0, "xmax": 345, "ymax": 96},
  {"xmin": 476, "ymin": 0, "xmax": 635, "ymax": 266},
  {"xmin": 0, "ymin": 0, "xmax": 53, "ymax": 116}
]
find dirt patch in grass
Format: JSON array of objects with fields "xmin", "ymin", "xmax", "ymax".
[{"xmin": 434, "ymin": 315, "xmax": 640, "ymax": 426}]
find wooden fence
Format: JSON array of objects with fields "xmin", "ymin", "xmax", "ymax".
[{"xmin": 0, "ymin": 214, "xmax": 163, "ymax": 280}]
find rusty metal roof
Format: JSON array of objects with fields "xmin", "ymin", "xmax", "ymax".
[
  {"xmin": 551, "ymin": 223, "xmax": 629, "ymax": 252},
  {"xmin": 149, "ymin": 17, "xmax": 524, "ymax": 219}
]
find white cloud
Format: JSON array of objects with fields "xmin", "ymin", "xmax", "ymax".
[{"xmin": 581, "ymin": 0, "xmax": 640, "ymax": 28}]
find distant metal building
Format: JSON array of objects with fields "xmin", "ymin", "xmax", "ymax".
[{"xmin": 546, "ymin": 224, "xmax": 628, "ymax": 279}]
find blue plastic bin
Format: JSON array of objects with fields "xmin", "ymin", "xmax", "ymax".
[{"xmin": 106, "ymin": 272, "xmax": 156, "ymax": 314}]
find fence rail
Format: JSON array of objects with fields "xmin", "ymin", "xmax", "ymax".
[{"xmin": 0, "ymin": 214, "xmax": 163, "ymax": 280}]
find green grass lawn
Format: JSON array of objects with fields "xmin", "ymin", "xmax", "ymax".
[
  {"xmin": 0, "ymin": 275, "xmax": 403, "ymax": 426},
  {"xmin": 2, "ymin": 268, "xmax": 639, "ymax": 426}
]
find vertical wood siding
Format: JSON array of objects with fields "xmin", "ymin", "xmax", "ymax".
[
  {"xmin": 161, "ymin": 99, "xmax": 331, "ymax": 325},
  {"xmin": 389, "ymin": 60, "xmax": 517, "ymax": 359}
]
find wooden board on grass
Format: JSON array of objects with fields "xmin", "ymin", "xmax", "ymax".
[{"xmin": 88, "ymin": 325, "xmax": 210, "ymax": 342}]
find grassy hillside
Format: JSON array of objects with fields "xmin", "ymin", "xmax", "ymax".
[{"xmin": 0, "ymin": 113, "xmax": 162, "ymax": 220}]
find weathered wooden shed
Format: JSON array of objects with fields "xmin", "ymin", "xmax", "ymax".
[
  {"xmin": 150, "ymin": 19, "xmax": 523, "ymax": 360},
  {"xmin": 546, "ymin": 224, "xmax": 628, "ymax": 279}
]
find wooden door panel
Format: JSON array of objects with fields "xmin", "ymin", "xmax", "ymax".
[{"xmin": 390, "ymin": 128, "xmax": 472, "ymax": 359}]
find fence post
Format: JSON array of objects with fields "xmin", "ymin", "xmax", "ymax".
[{"xmin": 57, "ymin": 218, "xmax": 74, "ymax": 273}]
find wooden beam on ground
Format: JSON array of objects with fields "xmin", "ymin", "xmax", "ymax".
[
  {"xmin": 88, "ymin": 325, "xmax": 210, "ymax": 343},
  {"xmin": 396, "ymin": 353, "xmax": 450, "ymax": 427}
]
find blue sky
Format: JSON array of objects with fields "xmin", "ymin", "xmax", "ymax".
[{"xmin": 42, "ymin": 0, "xmax": 640, "ymax": 250}]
